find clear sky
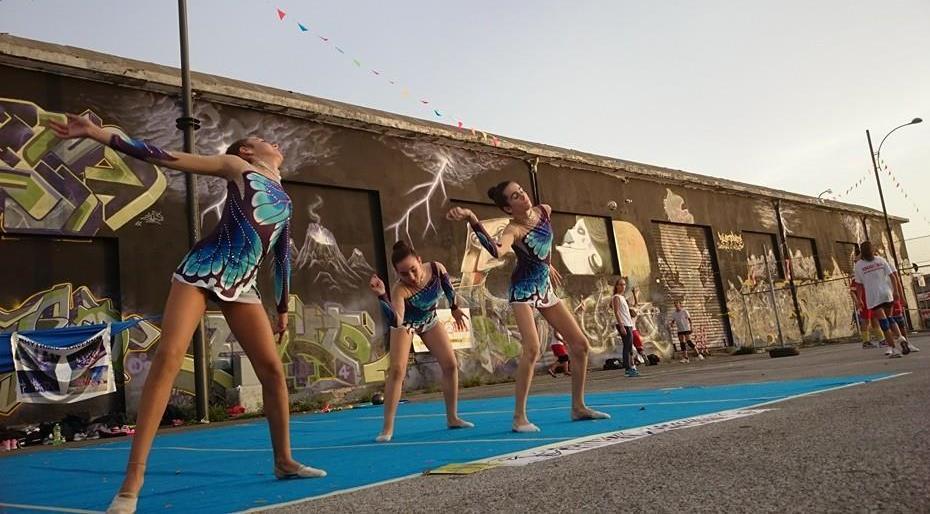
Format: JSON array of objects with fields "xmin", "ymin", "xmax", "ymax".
[{"xmin": 2, "ymin": 0, "xmax": 928, "ymax": 264}]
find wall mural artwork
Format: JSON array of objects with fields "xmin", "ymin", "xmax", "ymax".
[
  {"xmin": 295, "ymin": 195, "xmax": 376, "ymax": 295},
  {"xmin": 0, "ymin": 98, "xmax": 167, "ymax": 235},
  {"xmin": 663, "ymin": 188, "xmax": 694, "ymax": 224},
  {"xmin": 610, "ymin": 220, "xmax": 672, "ymax": 358},
  {"xmin": 0, "ymin": 284, "xmax": 161, "ymax": 419},
  {"xmin": 717, "ymin": 232, "xmax": 745, "ymax": 252},
  {"xmin": 456, "ymin": 217, "xmax": 525, "ymax": 376},
  {"xmin": 381, "ymin": 138, "xmax": 510, "ymax": 241},
  {"xmin": 556, "ymin": 216, "xmax": 613, "ymax": 275}
]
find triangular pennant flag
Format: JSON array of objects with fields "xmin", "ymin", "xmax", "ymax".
[
  {"xmin": 420, "ymin": 99, "xmax": 430, "ymax": 104},
  {"xmin": 389, "ymin": 80, "xmax": 395, "ymax": 85},
  {"xmin": 297, "ymin": 23, "xmax": 308, "ymax": 32},
  {"xmin": 353, "ymin": 59, "xmax": 361, "ymax": 67},
  {"xmin": 335, "ymin": 46, "xmax": 345, "ymax": 54},
  {"xmin": 372, "ymin": 70, "xmax": 380, "ymax": 75},
  {"xmin": 434, "ymin": 109, "xmax": 442, "ymax": 117},
  {"xmin": 457, "ymin": 121, "xmax": 463, "ymax": 128},
  {"xmin": 401, "ymin": 89, "xmax": 409, "ymax": 96},
  {"xmin": 319, "ymin": 36, "xmax": 329, "ymax": 42},
  {"xmin": 277, "ymin": 8, "xmax": 286, "ymax": 20}
]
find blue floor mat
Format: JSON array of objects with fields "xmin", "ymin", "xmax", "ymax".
[{"xmin": 0, "ymin": 373, "xmax": 890, "ymax": 513}]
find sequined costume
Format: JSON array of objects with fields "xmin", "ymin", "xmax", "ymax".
[
  {"xmin": 379, "ymin": 262, "xmax": 457, "ymax": 334},
  {"xmin": 108, "ymin": 134, "xmax": 292, "ymax": 313},
  {"xmin": 470, "ymin": 206, "xmax": 559, "ymax": 308}
]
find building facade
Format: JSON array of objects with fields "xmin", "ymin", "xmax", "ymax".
[{"xmin": 0, "ymin": 35, "xmax": 919, "ymax": 426}]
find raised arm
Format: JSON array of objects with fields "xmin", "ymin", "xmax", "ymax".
[
  {"xmin": 48, "ymin": 113, "xmax": 243, "ymax": 179},
  {"xmin": 446, "ymin": 206, "xmax": 514, "ymax": 258},
  {"xmin": 369, "ymin": 275, "xmax": 399, "ymax": 328}
]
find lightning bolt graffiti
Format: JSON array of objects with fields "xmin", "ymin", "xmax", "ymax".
[{"xmin": 385, "ymin": 157, "xmax": 449, "ymax": 241}]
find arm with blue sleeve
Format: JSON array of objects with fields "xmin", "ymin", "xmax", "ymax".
[{"xmin": 272, "ymin": 220, "xmax": 291, "ymax": 314}]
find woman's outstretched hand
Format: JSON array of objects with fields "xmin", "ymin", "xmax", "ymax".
[{"xmin": 48, "ymin": 113, "xmax": 101, "ymax": 140}]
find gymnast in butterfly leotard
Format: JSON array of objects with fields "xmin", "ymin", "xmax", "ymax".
[
  {"xmin": 368, "ymin": 241, "xmax": 474, "ymax": 442},
  {"xmin": 446, "ymin": 181, "xmax": 610, "ymax": 433},
  {"xmin": 49, "ymin": 115, "xmax": 324, "ymax": 514}
]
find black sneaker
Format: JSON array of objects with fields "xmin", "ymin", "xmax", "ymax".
[{"xmin": 900, "ymin": 339, "xmax": 911, "ymax": 355}]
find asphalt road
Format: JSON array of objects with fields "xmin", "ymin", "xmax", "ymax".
[{"xmin": 272, "ymin": 336, "xmax": 930, "ymax": 514}]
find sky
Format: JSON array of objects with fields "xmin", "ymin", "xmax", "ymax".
[{"xmin": 2, "ymin": 0, "xmax": 929, "ymax": 265}]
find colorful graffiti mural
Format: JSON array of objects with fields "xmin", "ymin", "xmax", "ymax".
[{"xmin": 0, "ymin": 99, "xmax": 167, "ymax": 235}]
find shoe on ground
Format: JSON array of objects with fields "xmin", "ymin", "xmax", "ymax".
[{"xmin": 899, "ymin": 339, "xmax": 911, "ymax": 355}]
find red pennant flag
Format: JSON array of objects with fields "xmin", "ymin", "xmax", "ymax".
[
  {"xmin": 319, "ymin": 36, "xmax": 329, "ymax": 42},
  {"xmin": 277, "ymin": 8, "xmax": 286, "ymax": 20},
  {"xmin": 457, "ymin": 121, "xmax": 463, "ymax": 128}
]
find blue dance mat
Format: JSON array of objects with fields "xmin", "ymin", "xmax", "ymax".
[{"xmin": 0, "ymin": 373, "xmax": 895, "ymax": 513}]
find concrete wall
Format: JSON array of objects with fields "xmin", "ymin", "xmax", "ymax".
[{"xmin": 0, "ymin": 46, "xmax": 916, "ymax": 425}]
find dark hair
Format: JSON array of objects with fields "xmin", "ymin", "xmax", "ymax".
[
  {"xmin": 860, "ymin": 240, "xmax": 874, "ymax": 261},
  {"xmin": 391, "ymin": 240, "xmax": 418, "ymax": 267},
  {"xmin": 225, "ymin": 138, "xmax": 252, "ymax": 158},
  {"xmin": 487, "ymin": 181, "xmax": 514, "ymax": 209},
  {"xmin": 613, "ymin": 277, "xmax": 626, "ymax": 294}
]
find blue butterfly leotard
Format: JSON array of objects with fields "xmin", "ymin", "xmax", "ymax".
[
  {"xmin": 470, "ymin": 206, "xmax": 559, "ymax": 308},
  {"xmin": 104, "ymin": 134, "xmax": 293, "ymax": 314},
  {"xmin": 379, "ymin": 262, "xmax": 458, "ymax": 334},
  {"xmin": 173, "ymin": 172, "xmax": 292, "ymax": 313}
]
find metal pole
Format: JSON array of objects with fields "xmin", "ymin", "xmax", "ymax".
[
  {"xmin": 178, "ymin": 0, "xmax": 209, "ymax": 422},
  {"xmin": 866, "ymin": 129, "xmax": 911, "ymax": 332},
  {"xmin": 763, "ymin": 245, "xmax": 785, "ymax": 346}
]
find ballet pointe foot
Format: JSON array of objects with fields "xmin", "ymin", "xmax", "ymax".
[
  {"xmin": 105, "ymin": 492, "xmax": 138, "ymax": 514},
  {"xmin": 375, "ymin": 433, "xmax": 393, "ymax": 443},
  {"xmin": 274, "ymin": 463, "xmax": 327, "ymax": 479},
  {"xmin": 447, "ymin": 418, "xmax": 474, "ymax": 430},
  {"xmin": 571, "ymin": 408, "xmax": 611, "ymax": 421},
  {"xmin": 512, "ymin": 421, "xmax": 541, "ymax": 433}
]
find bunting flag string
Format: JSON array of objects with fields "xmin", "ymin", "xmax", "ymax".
[
  {"xmin": 831, "ymin": 171, "xmax": 872, "ymax": 200},
  {"xmin": 273, "ymin": 6, "xmax": 506, "ymax": 147},
  {"xmin": 878, "ymin": 159, "xmax": 930, "ymax": 228}
]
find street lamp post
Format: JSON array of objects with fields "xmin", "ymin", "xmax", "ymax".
[
  {"xmin": 866, "ymin": 117, "xmax": 922, "ymax": 330},
  {"xmin": 817, "ymin": 188, "xmax": 833, "ymax": 201}
]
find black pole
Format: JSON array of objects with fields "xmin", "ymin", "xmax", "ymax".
[
  {"xmin": 866, "ymin": 129, "xmax": 902, "ymax": 273},
  {"xmin": 177, "ymin": 0, "xmax": 209, "ymax": 422}
]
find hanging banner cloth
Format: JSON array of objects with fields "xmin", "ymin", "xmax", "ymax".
[{"xmin": 0, "ymin": 319, "xmax": 145, "ymax": 374}]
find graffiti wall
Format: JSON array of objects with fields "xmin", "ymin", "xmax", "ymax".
[{"xmin": 0, "ymin": 48, "xmax": 918, "ymax": 425}]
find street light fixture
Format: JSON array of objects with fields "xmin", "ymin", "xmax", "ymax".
[
  {"xmin": 866, "ymin": 116, "xmax": 923, "ymax": 330},
  {"xmin": 817, "ymin": 188, "xmax": 833, "ymax": 201}
]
